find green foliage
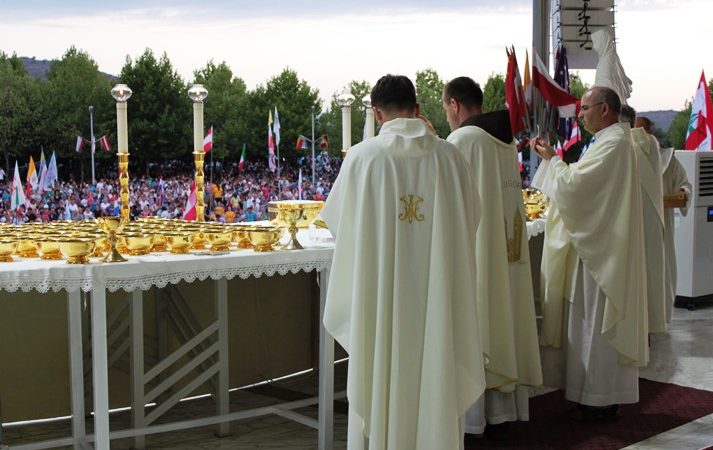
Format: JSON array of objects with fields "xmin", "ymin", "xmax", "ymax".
[
  {"xmin": 41, "ymin": 47, "xmax": 114, "ymax": 180},
  {"xmin": 568, "ymin": 72, "xmax": 589, "ymax": 99},
  {"xmin": 0, "ymin": 52, "xmax": 40, "ymax": 174},
  {"xmin": 119, "ymin": 49, "xmax": 191, "ymax": 168},
  {"xmin": 320, "ymin": 80, "xmax": 371, "ymax": 156},
  {"xmin": 482, "ymin": 73, "xmax": 506, "ymax": 113},
  {"xmin": 415, "ymin": 69, "xmax": 449, "ymax": 137},
  {"xmin": 242, "ymin": 68, "xmax": 323, "ymax": 164},
  {"xmin": 193, "ymin": 60, "xmax": 248, "ymax": 161}
]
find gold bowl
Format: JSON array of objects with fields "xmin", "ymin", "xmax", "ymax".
[
  {"xmin": 57, "ymin": 240, "xmax": 96, "ymax": 264},
  {"xmin": 35, "ymin": 240, "xmax": 63, "ymax": 260},
  {"xmin": 123, "ymin": 234, "xmax": 153, "ymax": 256},
  {"xmin": 165, "ymin": 233, "xmax": 193, "ymax": 254},
  {"xmin": 232, "ymin": 228, "xmax": 254, "ymax": 249},
  {"xmin": 247, "ymin": 227, "xmax": 284, "ymax": 252},
  {"xmin": 0, "ymin": 240, "xmax": 19, "ymax": 262},
  {"xmin": 16, "ymin": 239, "xmax": 40, "ymax": 258},
  {"xmin": 269, "ymin": 200, "xmax": 324, "ymax": 228},
  {"xmin": 205, "ymin": 231, "xmax": 233, "ymax": 252}
]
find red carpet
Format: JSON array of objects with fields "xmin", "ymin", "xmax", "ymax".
[{"xmin": 465, "ymin": 379, "xmax": 713, "ymax": 450}]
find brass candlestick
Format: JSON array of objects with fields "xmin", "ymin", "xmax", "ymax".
[
  {"xmin": 119, "ymin": 152, "xmax": 130, "ymax": 222},
  {"xmin": 193, "ymin": 151, "xmax": 205, "ymax": 222}
]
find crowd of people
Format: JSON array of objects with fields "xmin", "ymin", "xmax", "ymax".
[{"xmin": 0, "ymin": 152, "xmax": 342, "ymax": 224}]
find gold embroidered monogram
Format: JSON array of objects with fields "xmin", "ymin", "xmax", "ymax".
[
  {"xmin": 505, "ymin": 207, "xmax": 523, "ymax": 263},
  {"xmin": 399, "ymin": 194, "xmax": 425, "ymax": 224}
]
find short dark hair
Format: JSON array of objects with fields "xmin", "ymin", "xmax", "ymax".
[
  {"xmin": 620, "ymin": 104, "xmax": 636, "ymax": 127},
  {"xmin": 443, "ymin": 76, "xmax": 483, "ymax": 109},
  {"xmin": 370, "ymin": 75, "xmax": 417, "ymax": 113},
  {"xmin": 591, "ymin": 86, "xmax": 622, "ymax": 115}
]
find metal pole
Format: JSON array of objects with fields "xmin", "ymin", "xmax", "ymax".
[
  {"xmin": 89, "ymin": 106, "xmax": 96, "ymax": 184},
  {"xmin": 311, "ymin": 105, "xmax": 316, "ymax": 186}
]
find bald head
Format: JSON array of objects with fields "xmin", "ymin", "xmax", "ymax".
[
  {"xmin": 578, "ymin": 86, "xmax": 622, "ymax": 134},
  {"xmin": 635, "ymin": 116, "xmax": 655, "ymax": 135}
]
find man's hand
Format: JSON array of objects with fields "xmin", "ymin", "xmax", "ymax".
[{"xmin": 529, "ymin": 136, "xmax": 557, "ymax": 160}]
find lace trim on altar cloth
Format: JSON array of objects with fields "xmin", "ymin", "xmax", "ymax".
[
  {"xmin": 527, "ymin": 218, "xmax": 546, "ymax": 240},
  {"xmin": 1, "ymin": 260, "xmax": 331, "ymax": 294}
]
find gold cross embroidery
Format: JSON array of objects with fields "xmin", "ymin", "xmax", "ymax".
[
  {"xmin": 399, "ymin": 194, "xmax": 425, "ymax": 224},
  {"xmin": 505, "ymin": 206, "xmax": 523, "ymax": 263}
]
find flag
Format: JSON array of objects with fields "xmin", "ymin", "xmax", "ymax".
[
  {"xmin": 239, "ymin": 143, "xmax": 247, "ymax": 170},
  {"xmin": 563, "ymin": 120, "xmax": 580, "ymax": 151},
  {"xmin": 38, "ymin": 149, "xmax": 47, "ymax": 190},
  {"xmin": 685, "ymin": 71, "xmax": 713, "ymax": 151},
  {"xmin": 517, "ymin": 150, "xmax": 524, "ymax": 173},
  {"xmin": 298, "ymin": 168, "xmax": 303, "ymax": 200},
  {"xmin": 10, "ymin": 161, "xmax": 26, "ymax": 212},
  {"xmin": 554, "ymin": 45, "xmax": 573, "ymax": 141},
  {"xmin": 273, "ymin": 107, "xmax": 281, "ymax": 147},
  {"xmin": 26, "ymin": 155, "xmax": 38, "ymax": 195},
  {"xmin": 203, "ymin": 125, "xmax": 213, "ymax": 152},
  {"xmin": 267, "ymin": 111, "xmax": 276, "ymax": 172},
  {"xmin": 555, "ymin": 140, "xmax": 564, "ymax": 159},
  {"xmin": 524, "ymin": 50, "xmax": 532, "ymax": 107},
  {"xmin": 183, "ymin": 181, "xmax": 197, "ymax": 220},
  {"xmin": 42, "ymin": 151, "xmax": 58, "ymax": 191},
  {"xmin": 532, "ymin": 50, "xmax": 579, "ymax": 118},
  {"xmin": 99, "ymin": 135, "xmax": 111, "ymax": 153},
  {"xmin": 75, "ymin": 136, "xmax": 84, "ymax": 154},
  {"xmin": 296, "ymin": 135, "xmax": 309, "ymax": 150},
  {"xmin": 318, "ymin": 135, "xmax": 329, "ymax": 150},
  {"xmin": 505, "ymin": 46, "xmax": 528, "ymax": 136}
]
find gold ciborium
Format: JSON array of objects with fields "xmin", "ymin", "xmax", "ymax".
[
  {"xmin": 0, "ymin": 240, "xmax": 19, "ymax": 262},
  {"xmin": 165, "ymin": 233, "xmax": 192, "ymax": 254},
  {"xmin": 99, "ymin": 216, "xmax": 128, "ymax": 262},
  {"xmin": 36, "ymin": 240, "xmax": 63, "ymax": 260},
  {"xmin": 269, "ymin": 200, "xmax": 324, "ymax": 228},
  {"xmin": 58, "ymin": 240, "xmax": 96, "ymax": 265},
  {"xmin": 205, "ymin": 230, "xmax": 233, "ymax": 252},
  {"xmin": 522, "ymin": 189, "xmax": 549, "ymax": 221}
]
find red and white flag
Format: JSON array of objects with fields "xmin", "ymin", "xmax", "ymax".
[
  {"xmin": 685, "ymin": 71, "xmax": 713, "ymax": 151},
  {"xmin": 555, "ymin": 140, "xmax": 564, "ymax": 159},
  {"xmin": 563, "ymin": 120, "xmax": 580, "ymax": 151},
  {"xmin": 203, "ymin": 125, "xmax": 213, "ymax": 152},
  {"xmin": 239, "ymin": 143, "xmax": 247, "ymax": 171},
  {"xmin": 505, "ymin": 46, "xmax": 529, "ymax": 135},
  {"xmin": 183, "ymin": 181, "xmax": 197, "ymax": 221},
  {"xmin": 267, "ymin": 112, "xmax": 276, "ymax": 172},
  {"xmin": 532, "ymin": 50, "xmax": 579, "ymax": 118},
  {"xmin": 75, "ymin": 136, "xmax": 84, "ymax": 153},
  {"xmin": 99, "ymin": 135, "xmax": 111, "ymax": 152}
]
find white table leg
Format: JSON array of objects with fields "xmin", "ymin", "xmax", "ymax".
[
  {"xmin": 67, "ymin": 289, "xmax": 86, "ymax": 450},
  {"xmin": 90, "ymin": 288, "xmax": 110, "ymax": 450},
  {"xmin": 318, "ymin": 268, "xmax": 334, "ymax": 450},
  {"xmin": 131, "ymin": 288, "xmax": 145, "ymax": 449},
  {"xmin": 214, "ymin": 278, "xmax": 231, "ymax": 437}
]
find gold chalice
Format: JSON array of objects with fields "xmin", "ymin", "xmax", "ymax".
[
  {"xmin": 16, "ymin": 239, "xmax": 39, "ymax": 258},
  {"xmin": 0, "ymin": 240, "xmax": 19, "ymax": 262},
  {"xmin": 58, "ymin": 240, "xmax": 96, "ymax": 264},
  {"xmin": 123, "ymin": 234, "xmax": 153, "ymax": 256},
  {"xmin": 205, "ymin": 231, "xmax": 233, "ymax": 252},
  {"xmin": 99, "ymin": 216, "xmax": 128, "ymax": 262},
  {"xmin": 35, "ymin": 240, "xmax": 63, "ymax": 260},
  {"xmin": 270, "ymin": 202, "xmax": 306, "ymax": 250},
  {"xmin": 522, "ymin": 189, "xmax": 549, "ymax": 221},
  {"xmin": 247, "ymin": 227, "xmax": 284, "ymax": 252},
  {"xmin": 269, "ymin": 200, "xmax": 324, "ymax": 228}
]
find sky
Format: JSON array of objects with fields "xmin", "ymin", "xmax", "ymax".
[{"xmin": 0, "ymin": 0, "xmax": 711, "ymax": 112}]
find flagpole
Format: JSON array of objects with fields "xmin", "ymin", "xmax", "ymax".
[
  {"xmin": 89, "ymin": 105, "xmax": 96, "ymax": 184},
  {"xmin": 311, "ymin": 105, "xmax": 316, "ymax": 186}
]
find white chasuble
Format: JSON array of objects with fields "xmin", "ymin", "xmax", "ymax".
[
  {"xmin": 662, "ymin": 154, "xmax": 691, "ymax": 322},
  {"xmin": 322, "ymin": 118, "xmax": 487, "ymax": 450},
  {"xmin": 533, "ymin": 122, "xmax": 649, "ymax": 368},
  {"xmin": 447, "ymin": 126, "xmax": 542, "ymax": 392},
  {"xmin": 631, "ymin": 128, "xmax": 666, "ymax": 333}
]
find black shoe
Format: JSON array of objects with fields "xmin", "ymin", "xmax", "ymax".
[{"xmin": 569, "ymin": 404, "xmax": 621, "ymax": 422}]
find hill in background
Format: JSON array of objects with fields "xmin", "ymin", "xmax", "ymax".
[{"xmin": 19, "ymin": 56, "xmax": 117, "ymax": 81}]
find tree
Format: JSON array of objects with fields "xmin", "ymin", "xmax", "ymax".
[
  {"xmin": 320, "ymin": 80, "xmax": 372, "ymax": 156},
  {"xmin": 244, "ymin": 68, "xmax": 322, "ymax": 165},
  {"xmin": 482, "ymin": 73, "xmax": 506, "ymax": 113},
  {"xmin": 119, "ymin": 49, "xmax": 191, "ymax": 171},
  {"xmin": 668, "ymin": 79, "xmax": 713, "ymax": 149},
  {"xmin": 0, "ymin": 52, "xmax": 40, "ymax": 175},
  {"xmin": 568, "ymin": 72, "xmax": 589, "ymax": 99},
  {"xmin": 415, "ymin": 69, "xmax": 449, "ymax": 137},
  {"xmin": 193, "ymin": 60, "xmax": 249, "ymax": 161},
  {"xmin": 42, "ymin": 47, "xmax": 114, "ymax": 181}
]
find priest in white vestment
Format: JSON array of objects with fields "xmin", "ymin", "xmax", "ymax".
[
  {"xmin": 636, "ymin": 116, "xmax": 693, "ymax": 322},
  {"xmin": 621, "ymin": 106, "xmax": 667, "ymax": 333},
  {"xmin": 531, "ymin": 87, "xmax": 648, "ymax": 418},
  {"xmin": 322, "ymin": 75, "xmax": 487, "ymax": 450},
  {"xmin": 441, "ymin": 76, "xmax": 542, "ymax": 434}
]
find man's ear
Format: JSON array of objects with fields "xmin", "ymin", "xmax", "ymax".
[
  {"xmin": 374, "ymin": 107, "xmax": 384, "ymax": 124},
  {"xmin": 414, "ymin": 103, "xmax": 421, "ymax": 117}
]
